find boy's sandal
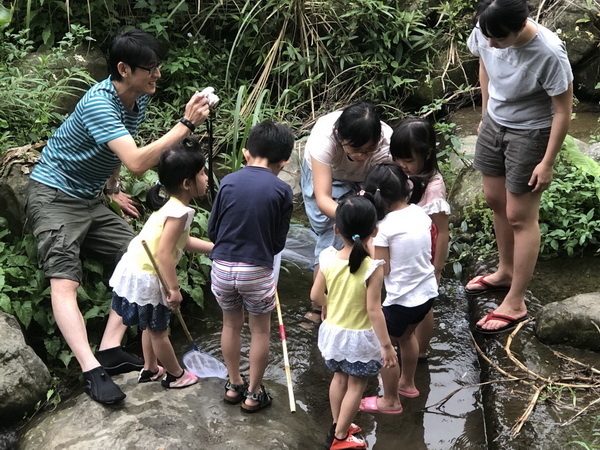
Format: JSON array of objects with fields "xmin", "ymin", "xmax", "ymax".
[
  {"xmin": 240, "ymin": 385, "xmax": 272, "ymax": 413},
  {"xmin": 223, "ymin": 375, "xmax": 248, "ymax": 404}
]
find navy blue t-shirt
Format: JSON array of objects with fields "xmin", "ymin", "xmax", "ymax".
[{"xmin": 208, "ymin": 166, "xmax": 293, "ymax": 268}]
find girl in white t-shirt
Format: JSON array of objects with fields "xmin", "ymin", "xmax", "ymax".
[
  {"xmin": 390, "ymin": 117, "xmax": 450, "ymax": 359},
  {"xmin": 361, "ymin": 164, "xmax": 438, "ymax": 404},
  {"xmin": 110, "ymin": 137, "xmax": 213, "ymax": 390}
]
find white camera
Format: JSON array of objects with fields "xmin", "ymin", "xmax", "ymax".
[{"xmin": 199, "ymin": 87, "xmax": 220, "ymax": 108}]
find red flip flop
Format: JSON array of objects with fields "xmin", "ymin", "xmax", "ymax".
[
  {"xmin": 475, "ymin": 312, "xmax": 530, "ymax": 335},
  {"xmin": 464, "ymin": 274, "xmax": 510, "ymax": 296}
]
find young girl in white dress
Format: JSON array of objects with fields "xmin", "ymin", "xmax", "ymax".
[{"xmin": 110, "ymin": 137, "xmax": 213, "ymax": 389}]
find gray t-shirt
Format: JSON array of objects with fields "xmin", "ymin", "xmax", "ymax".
[{"xmin": 467, "ymin": 19, "xmax": 573, "ymax": 129}]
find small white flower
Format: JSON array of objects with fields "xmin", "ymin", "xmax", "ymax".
[
  {"xmin": 556, "ymin": 28, "xmax": 562, "ymax": 34},
  {"xmin": 74, "ymin": 54, "xmax": 85, "ymax": 62},
  {"xmin": 187, "ymin": 32, "xmax": 193, "ymax": 38}
]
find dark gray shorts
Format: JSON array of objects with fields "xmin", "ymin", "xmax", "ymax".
[
  {"xmin": 473, "ymin": 114, "xmax": 551, "ymax": 194},
  {"xmin": 25, "ymin": 180, "xmax": 135, "ymax": 284}
]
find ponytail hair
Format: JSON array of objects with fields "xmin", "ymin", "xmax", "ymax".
[
  {"xmin": 335, "ymin": 196, "xmax": 378, "ymax": 273},
  {"xmin": 145, "ymin": 136, "xmax": 207, "ymax": 211},
  {"xmin": 363, "ymin": 163, "xmax": 421, "ymax": 220}
]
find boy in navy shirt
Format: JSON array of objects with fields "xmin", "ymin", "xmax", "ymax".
[{"xmin": 209, "ymin": 120, "xmax": 294, "ymax": 413}]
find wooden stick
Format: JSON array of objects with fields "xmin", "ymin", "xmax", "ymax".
[
  {"xmin": 141, "ymin": 240, "xmax": 194, "ymax": 344},
  {"xmin": 275, "ymin": 290, "xmax": 296, "ymax": 413}
]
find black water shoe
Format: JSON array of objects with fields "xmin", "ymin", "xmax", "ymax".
[
  {"xmin": 83, "ymin": 366, "xmax": 126, "ymax": 404},
  {"xmin": 95, "ymin": 346, "xmax": 144, "ymax": 375}
]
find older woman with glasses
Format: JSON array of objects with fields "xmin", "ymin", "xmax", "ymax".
[{"xmin": 301, "ymin": 102, "xmax": 393, "ymax": 273}]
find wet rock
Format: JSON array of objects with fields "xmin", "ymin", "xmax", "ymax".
[
  {"xmin": 447, "ymin": 166, "xmax": 484, "ymax": 224},
  {"xmin": 19, "ymin": 373, "xmax": 322, "ymax": 450},
  {"xmin": 535, "ymin": 292, "xmax": 600, "ymax": 352},
  {"xmin": 0, "ymin": 311, "xmax": 52, "ymax": 426}
]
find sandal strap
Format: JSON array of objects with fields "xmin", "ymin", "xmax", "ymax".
[
  {"xmin": 224, "ymin": 375, "xmax": 247, "ymax": 393},
  {"xmin": 244, "ymin": 385, "xmax": 271, "ymax": 402}
]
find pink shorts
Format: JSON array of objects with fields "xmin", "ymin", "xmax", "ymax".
[{"xmin": 210, "ymin": 260, "xmax": 276, "ymax": 315}]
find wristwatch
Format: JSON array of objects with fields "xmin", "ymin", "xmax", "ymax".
[{"xmin": 103, "ymin": 180, "xmax": 121, "ymax": 195}]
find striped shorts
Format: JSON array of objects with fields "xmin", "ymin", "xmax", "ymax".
[{"xmin": 210, "ymin": 260, "xmax": 276, "ymax": 315}]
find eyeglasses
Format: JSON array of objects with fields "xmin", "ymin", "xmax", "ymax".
[
  {"xmin": 343, "ymin": 144, "xmax": 378, "ymax": 157},
  {"xmin": 136, "ymin": 64, "xmax": 162, "ymax": 75}
]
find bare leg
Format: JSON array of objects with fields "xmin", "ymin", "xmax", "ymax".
[
  {"xmin": 221, "ymin": 308, "xmax": 245, "ymax": 391},
  {"xmin": 244, "ymin": 311, "xmax": 272, "ymax": 407},
  {"xmin": 334, "ymin": 375, "xmax": 368, "ymax": 440},
  {"xmin": 398, "ymin": 324, "xmax": 420, "ymax": 394},
  {"xmin": 329, "ymin": 371, "xmax": 348, "ymax": 424},
  {"xmin": 148, "ymin": 329, "xmax": 182, "ymax": 376},
  {"xmin": 415, "ymin": 309, "xmax": 434, "ymax": 358},
  {"xmin": 98, "ymin": 309, "xmax": 128, "ymax": 350},
  {"xmin": 466, "ymin": 175, "xmax": 514, "ymax": 290},
  {"xmin": 50, "ymin": 278, "xmax": 100, "ymax": 372},
  {"xmin": 141, "ymin": 330, "xmax": 158, "ymax": 371},
  {"xmin": 377, "ymin": 337, "xmax": 403, "ymax": 411},
  {"xmin": 477, "ymin": 190, "xmax": 541, "ymax": 330}
]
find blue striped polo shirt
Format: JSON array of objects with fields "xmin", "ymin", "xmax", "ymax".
[{"xmin": 30, "ymin": 77, "xmax": 150, "ymax": 199}]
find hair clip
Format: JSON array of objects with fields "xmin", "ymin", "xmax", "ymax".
[{"xmin": 352, "ymin": 234, "xmax": 360, "ymax": 241}]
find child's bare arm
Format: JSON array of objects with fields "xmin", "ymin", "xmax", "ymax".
[
  {"xmin": 157, "ymin": 216, "xmax": 186, "ymax": 308},
  {"xmin": 310, "ymin": 270, "xmax": 328, "ymax": 306},
  {"xmin": 366, "ymin": 265, "xmax": 396, "ymax": 368},
  {"xmin": 185, "ymin": 236, "xmax": 214, "ymax": 254},
  {"xmin": 430, "ymin": 212, "xmax": 449, "ymax": 283},
  {"xmin": 374, "ymin": 246, "xmax": 391, "ymax": 276}
]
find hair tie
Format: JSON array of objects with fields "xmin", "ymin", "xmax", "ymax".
[{"xmin": 352, "ymin": 234, "xmax": 360, "ymax": 241}]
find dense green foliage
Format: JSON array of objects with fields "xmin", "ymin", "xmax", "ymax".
[{"xmin": 0, "ymin": 25, "xmax": 95, "ymax": 151}]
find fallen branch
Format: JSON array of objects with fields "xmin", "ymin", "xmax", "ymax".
[
  {"xmin": 561, "ymin": 396, "xmax": 600, "ymax": 427},
  {"xmin": 505, "ymin": 319, "xmax": 598, "ymax": 389},
  {"xmin": 550, "ymin": 349, "xmax": 600, "ymax": 376},
  {"xmin": 510, "ymin": 385, "xmax": 543, "ymax": 437}
]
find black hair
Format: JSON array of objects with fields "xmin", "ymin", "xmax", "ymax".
[
  {"xmin": 389, "ymin": 118, "xmax": 438, "ymax": 203},
  {"xmin": 390, "ymin": 117, "xmax": 438, "ymax": 175},
  {"xmin": 334, "ymin": 102, "xmax": 382, "ymax": 148},
  {"xmin": 363, "ymin": 163, "xmax": 425, "ymax": 220},
  {"xmin": 146, "ymin": 136, "xmax": 206, "ymax": 210},
  {"xmin": 108, "ymin": 29, "xmax": 166, "ymax": 81},
  {"xmin": 335, "ymin": 196, "xmax": 378, "ymax": 274},
  {"xmin": 476, "ymin": 0, "xmax": 529, "ymax": 39},
  {"xmin": 246, "ymin": 120, "xmax": 295, "ymax": 164}
]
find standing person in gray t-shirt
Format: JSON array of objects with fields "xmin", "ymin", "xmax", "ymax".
[{"xmin": 464, "ymin": 0, "xmax": 573, "ymax": 334}]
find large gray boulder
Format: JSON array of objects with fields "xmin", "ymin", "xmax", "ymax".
[
  {"xmin": 0, "ymin": 311, "xmax": 52, "ymax": 425},
  {"xmin": 535, "ymin": 292, "xmax": 600, "ymax": 351},
  {"xmin": 20, "ymin": 372, "xmax": 322, "ymax": 449}
]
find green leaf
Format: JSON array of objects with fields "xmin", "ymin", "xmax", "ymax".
[{"xmin": 0, "ymin": 293, "xmax": 12, "ymax": 314}]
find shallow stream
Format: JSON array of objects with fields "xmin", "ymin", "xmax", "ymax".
[{"xmin": 180, "ymin": 256, "xmax": 488, "ymax": 449}]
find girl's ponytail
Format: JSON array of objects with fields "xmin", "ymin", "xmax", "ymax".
[
  {"xmin": 349, "ymin": 234, "xmax": 370, "ymax": 274},
  {"xmin": 363, "ymin": 163, "xmax": 412, "ymax": 216},
  {"xmin": 336, "ymin": 197, "xmax": 378, "ymax": 274},
  {"xmin": 407, "ymin": 175, "xmax": 428, "ymax": 204},
  {"xmin": 145, "ymin": 184, "xmax": 169, "ymax": 211}
]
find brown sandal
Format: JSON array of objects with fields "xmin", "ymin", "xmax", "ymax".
[
  {"xmin": 223, "ymin": 375, "xmax": 248, "ymax": 404},
  {"xmin": 240, "ymin": 385, "xmax": 272, "ymax": 413}
]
